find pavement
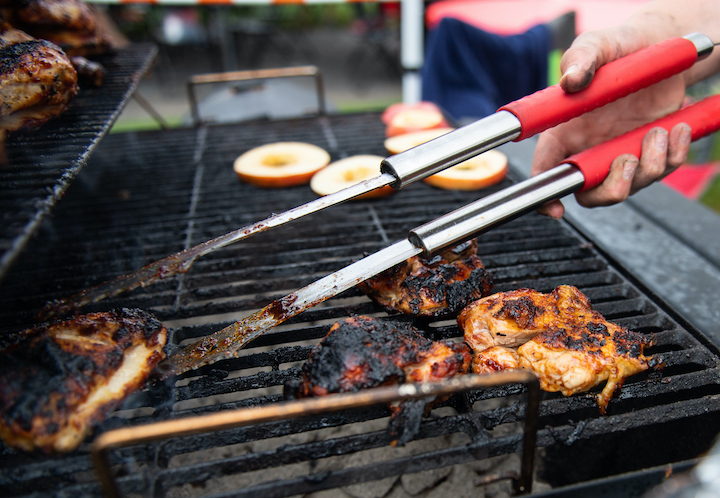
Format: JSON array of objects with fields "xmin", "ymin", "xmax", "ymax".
[{"xmin": 112, "ymin": 25, "xmax": 404, "ymax": 130}]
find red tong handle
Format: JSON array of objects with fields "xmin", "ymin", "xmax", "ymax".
[
  {"xmin": 565, "ymin": 94, "xmax": 720, "ymax": 191},
  {"xmin": 500, "ymin": 37, "xmax": 701, "ymax": 140}
]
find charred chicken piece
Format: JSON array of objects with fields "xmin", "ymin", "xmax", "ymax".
[
  {"xmin": 10, "ymin": 0, "xmax": 96, "ymax": 32},
  {"xmin": 70, "ymin": 55, "xmax": 104, "ymax": 87},
  {"xmin": 0, "ymin": 24, "xmax": 78, "ymax": 162},
  {"xmin": 1, "ymin": 0, "xmax": 109, "ymax": 57},
  {"xmin": 289, "ymin": 315, "xmax": 471, "ymax": 445},
  {"xmin": 359, "ymin": 239, "xmax": 493, "ymax": 317},
  {"xmin": 471, "ymin": 345, "xmax": 520, "ymax": 375},
  {"xmin": 0, "ymin": 308, "xmax": 167, "ymax": 454},
  {"xmin": 459, "ymin": 285, "xmax": 659, "ymax": 413}
]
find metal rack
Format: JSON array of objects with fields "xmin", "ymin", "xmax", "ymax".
[{"xmin": 0, "ymin": 43, "xmax": 158, "ymax": 282}]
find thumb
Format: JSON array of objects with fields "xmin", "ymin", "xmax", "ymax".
[
  {"xmin": 558, "ymin": 27, "xmax": 650, "ymax": 93},
  {"xmin": 558, "ymin": 43, "xmax": 599, "ymax": 93}
]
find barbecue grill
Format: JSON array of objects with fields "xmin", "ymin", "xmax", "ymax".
[
  {"xmin": 0, "ymin": 43, "xmax": 158, "ymax": 283},
  {"xmin": 1, "ymin": 107, "xmax": 720, "ymax": 497}
]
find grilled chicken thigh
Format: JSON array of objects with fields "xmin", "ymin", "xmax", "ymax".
[
  {"xmin": 0, "ymin": 23, "xmax": 78, "ymax": 162},
  {"xmin": 471, "ymin": 345, "xmax": 520, "ymax": 374},
  {"xmin": 1, "ymin": 0, "xmax": 109, "ymax": 56},
  {"xmin": 459, "ymin": 285, "xmax": 658, "ymax": 412},
  {"xmin": 458, "ymin": 286, "xmax": 575, "ymax": 353},
  {"xmin": 0, "ymin": 308, "xmax": 167, "ymax": 453},
  {"xmin": 290, "ymin": 315, "xmax": 471, "ymax": 444},
  {"xmin": 359, "ymin": 239, "xmax": 493, "ymax": 317},
  {"xmin": 8, "ymin": 0, "xmax": 97, "ymax": 32},
  {"xmin": 517, "ymin": 316, "xmax": 657, "ymax": 414}
]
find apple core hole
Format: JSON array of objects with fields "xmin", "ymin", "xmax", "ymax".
[
  {"xmin": 342, "ymin": 167, "xmax": 373, "ymax": 182},
  {"xmin": 262, "ymin": 154, "xmax": 297, "ymax": 167}
]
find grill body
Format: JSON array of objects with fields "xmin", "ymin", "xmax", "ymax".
[
  {"xmin": 1, "ymin": 113, "xmax": 720, "ymax": 497},
  {"xmin": 0, "ymin": 44, "xmax": 157, "ymax": 281}
]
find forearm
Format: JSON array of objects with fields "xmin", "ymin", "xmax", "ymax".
[
  {"xmin": 622, "ymin": 0, "xmax": 720, "ymax": 85},
  {"xmin": 561, "ymin": 0, "xmax": 720, "ymax": 91}
]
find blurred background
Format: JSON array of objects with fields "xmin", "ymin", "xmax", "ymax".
[{"xmin": 107, "ymin": 3, "xmax": 404, "ymax": 129}]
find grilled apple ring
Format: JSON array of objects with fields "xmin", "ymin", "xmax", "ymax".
[
  {"xmin": 385, "ymin": 128, "xmax": 507, "ymax": 190},
  {"xmin": 424, "ymin": 150, "xmax": 508, "ymax": 191},
  {"xmin": 310, "ymin": 155, "xmax": 394, "ymax": 200},
  {"xmin": 233, "ymin": 142, "xmax": 330, "ymax": 188},
  {"xmin": 382, "ymin": 102, "xmax": 450, "ymax": 137},
  {"xmin": 384, "ymin": 127, "xmax": 454, "ymax": 155}
]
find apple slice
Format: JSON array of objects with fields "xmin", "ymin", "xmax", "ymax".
[
  {"xmin": 382, "ymin": 102, "xmax": 450, "ymax": 137},
  {"xmin": 423, "ymin": 150, "xmax": 508, "ymax": 191},
  {"xmin": 233, "ymin": 142, "xmax": 331, "ymax": 188},
  {"xmin": 310, "ymin": 155, "xmax": 394, "ymax": 200},
  {"xmin": 384, "ymin": 127, "xmax": 455, "ymax": 155}
]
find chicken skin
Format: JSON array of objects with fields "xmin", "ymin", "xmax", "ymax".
[
  {"xmin": 459, "ymin": 285, "xmax": 658, "ymax": 413},
  {"xmin": 1, "ymin": 0, "xmax": 109, "ymax": 56},
  {"xmin": 472, "ymin": 346, "xmax": 520, "ymax": 375},
  {"xmin": 518, "ymin": 318, "xmax": 658, "ymax": 414},
  {"xmin": 289, "ymin": 315, "xmax": 471, "ymax": 445},
  {"xmin": 358, "ymin": 239, "xmax": 493, "ymax": 317},
  {"xmin": 458, "ymin": 286, "xmax": 582, "ymax": 353},
  {"xmin": 0, "ymin": 23, "xmax": 78, "ymax": 162},
  {"xmin": 0, "ymin": 308, "xmax": 167, "ymax": 453}
]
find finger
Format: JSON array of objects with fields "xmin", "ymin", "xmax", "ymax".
[
  {"xmin": 558, "ymin": 31, "xmax": 615, "ymax": 93},
  {"xmin": 531, "ymin": 131, "xmax": 569, "ymax": 177},
  {"xmin": 559, "ymin": 44, "xmax": 598, "ymax": 93},
  {"xmin": 662, "ymin": 123, "xmax": 692, "ymax": 178},
  {"xmin": 558, "ymin": 28, "xmax": 650, "ymax": 93},
  {"xmin": 537, "ymin": 199, "xmax": 566, "ymax": 220},
  {"xmin": 631, "ymin": 127, "xmax": 668, "ymax": 193},
  {"xmin": 576, "ymin": 154, "xmax": 638, "ymax": 208}
]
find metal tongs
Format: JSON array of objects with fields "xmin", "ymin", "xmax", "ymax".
[
  {"xmin": 157, "ymin": 92, "xmax": 720, "ymax": 378},
  {"xmin": 40, "ymin": 33, "xmax": 714, "ymax": 320}
]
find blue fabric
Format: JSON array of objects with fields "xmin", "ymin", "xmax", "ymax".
[{"xmin": 422, "ymin": 18, "xmax": 551, "ymax": 122}]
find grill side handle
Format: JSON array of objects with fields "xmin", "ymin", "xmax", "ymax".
[
  {"xmin": 187, "ymin": 65, "xmax": 326, "ymax": 126},
  {"xmin": 410, "ymin": 94, "xmax": 720, "ymax": 256}
]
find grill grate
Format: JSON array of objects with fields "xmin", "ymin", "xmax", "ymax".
[
  {"xmin": 0, "ymin": 43, "xmax": 157, "ymax": 282},
  {"xmin": 1, "ymin": 113, "xmax": 720, "ymax": 497}
]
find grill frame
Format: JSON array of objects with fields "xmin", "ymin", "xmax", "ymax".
[{"xmin": 1, "ymin": 113, "xmax": 720, "ymax": 497}]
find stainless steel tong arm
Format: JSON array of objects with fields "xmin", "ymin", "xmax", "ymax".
[{"xmin": 38, "ymin": 34, "xmax": 713, "ymax": 320}]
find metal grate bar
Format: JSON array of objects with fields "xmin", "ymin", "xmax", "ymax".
[{"xmin": 0, "ymin": 44, "xmax": 158, "ymax": 282}]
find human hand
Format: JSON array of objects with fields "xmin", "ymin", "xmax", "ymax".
[{"xmin": 531, "ymin": 28, "xmax": 693, "ymax": 218}]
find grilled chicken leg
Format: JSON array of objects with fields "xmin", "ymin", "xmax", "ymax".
[
  {"xmin": 517, "ymin": 315, "xmax": 658, "ymax": 414},
  {"xmin": 458, "ymin": 286, "xmax": 579, "ymax": 353},
  {"xmin": 1, "ymin": 0, "xmax": 109, "ymax": 57}
]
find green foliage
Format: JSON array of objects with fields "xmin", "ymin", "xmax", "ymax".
[{"xmin": 699, "ymin": 175, "xmax": 720, "ymax": 214}]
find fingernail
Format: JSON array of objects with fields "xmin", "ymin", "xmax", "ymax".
[
  {"xmin": 679, "ymin": 124, "xmax": 692, "ymax": 146},
  {"xmin": 654, "ymin": 129, "xmax": 668, "ymax": 153},
  {"xmin": 563, "ymin": 65, "xmax": 579, "ymax": 79},
  {"xmin": 623, "ymin": 158, "xmax": 638, "ymax": 181}
]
